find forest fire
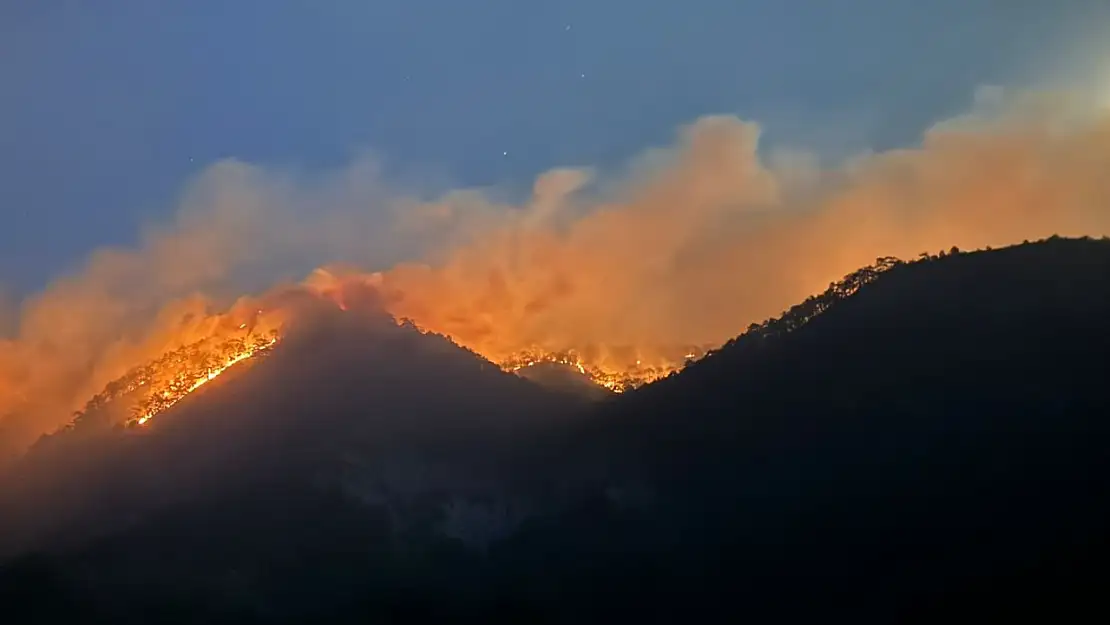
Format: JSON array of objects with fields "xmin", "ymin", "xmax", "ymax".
[
  {"xmin": 132, "ymin": 335, "xmax": 279, "ymax": 426},
  {"xmin": 499, "ymin": 348, "xmax": 696, "ymax": 392},
  {"xmin": 298, "ymin": 270, "xmax": 696, "ymax": 392},
  {"xmin": 66, "ymin": 328, "xmax": 282, "ymax": 430},
  {"xmin": 62, "ymin": 292, "xmax": 700, "ymax": 432},
  {"xmin": 8, "ymin": 93, "xmax": 1104, "ymax": 455},
  {"xmin": 56, "ymin": 248, "xmax": 926, "ymax": 431}
]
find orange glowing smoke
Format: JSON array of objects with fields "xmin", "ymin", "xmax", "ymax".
[
  {"xmin": 301, "ymin": 267, "xmax": 709, "ymax": 392},
  {"xmin": 2, "ymin": 88, "xmax": 1110, "ymax": 453}
]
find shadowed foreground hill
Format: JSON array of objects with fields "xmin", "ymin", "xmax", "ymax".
[
  {"xmin": 2, "ymin": 237, "xmax": 1110, "ymax": 623},
  {"xmin": 544, "ymin": 236, "xmax": 1110, "ymax": 618}
]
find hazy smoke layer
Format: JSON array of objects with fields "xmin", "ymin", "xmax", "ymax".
[{"xmin": 2, "ymin": 88, "xmax": 1109, "ymax": 456}]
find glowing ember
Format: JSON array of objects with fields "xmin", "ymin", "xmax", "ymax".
[
  {"xmin": 63, "ymin": 295, "xmax": 705, "ymax": 434},
  {"xmin": 495, "ymin": 346, "xmax": 703, "ymax": 392},
  {"xmin": 132, "ymin": 335, "xmax": 278, "ymax": 426},
  {"xmin": 65, "ymin": 249, "xmax": 901, "ymax": 431},
  {"xmin": 67, "ymin": 329, "xmax": 281, "ymax": 431}
]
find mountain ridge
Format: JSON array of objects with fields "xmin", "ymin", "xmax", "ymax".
[{"xmin": 2, "ymin": 235, "xmax": 1109, "ymax": 622}]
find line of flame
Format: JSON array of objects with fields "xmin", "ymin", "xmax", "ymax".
[{"xmin": 132, "ymin": 337, "xmax": 278, "ymax": 426}]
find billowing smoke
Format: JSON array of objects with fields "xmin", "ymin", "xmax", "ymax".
[
  {"xmin": 2, "ymin": 87, "xmax": 1109, "ymax": 456},
  {"xmin": 377, "ymin": 89, "xmax": 1110, "ymax": 365},
  {"xmin": 0, "ymin": 160, "xmax": 412, "ymax": 457}
]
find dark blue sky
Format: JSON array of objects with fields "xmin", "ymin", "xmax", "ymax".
[{"xmin": 1, "ymin": 1, "xmax": 1105, "ymax": 294}]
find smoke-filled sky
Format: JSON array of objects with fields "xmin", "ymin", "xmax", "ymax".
[
  {"xmin": 2, "ymin": 1, "xmax": 1110, "ymax": 455},
  {"xmin": 2, "ymin": 0, "xmax": 1108, "ymax": 293}
]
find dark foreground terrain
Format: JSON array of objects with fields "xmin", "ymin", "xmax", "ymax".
[{"xmin": 1, "ymin": 236, "xmax": 1109, "ymax": 623}]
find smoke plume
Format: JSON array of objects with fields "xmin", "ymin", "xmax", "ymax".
[{"xmin": 1, "ymin": 87, "xmax": 1109, "ymax": 456}]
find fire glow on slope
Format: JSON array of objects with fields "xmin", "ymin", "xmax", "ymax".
[
  {"xmin": 9, "ymin": 92, "xmax": 1106, "ymax": 454},
  {"xmin": 501, "ymin": 348, "xmax": 700, "ymax": 392},
  {"xmin": 303, "ymin": 269, "xmax": 707, "ymax": 394},
  {"xmin": 304, "ymin": 268, "xmax": 702, "ymax": 393},
  {"xmin": 133, "ymin": 335, "xmax": 278, "ymax": 426},
  {"xmin": 63, "ymin": 246, "xmax": 924, "ymax": 432},
  {"xmin": 66, "ymin": 327, "xmax": 282, "ymax": 430},
  {"xmin": 69, "ymin": 305, "xmax": 698, "ymax": 432}
]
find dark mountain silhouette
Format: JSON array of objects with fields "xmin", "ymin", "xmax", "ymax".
[
  {"xmin": 531, "ymin": 235, "xmax": 1110, "ymax": 620},
  {"xmin": 2, "ymin": 236, "xmax": 1110, "ymax": 623},
  {"xmin": 0, "ymin": 302, "xmax": 584, "ymax": 558}
]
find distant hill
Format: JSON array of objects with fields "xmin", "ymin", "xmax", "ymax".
[{"xmin": 2, "ymin": 236, "xmax": 1110, "ymax": 623}]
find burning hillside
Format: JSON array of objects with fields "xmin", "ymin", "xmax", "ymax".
[
  {"xmin": 67, "ymin": 331, "xmax": 280, "ymax": 430},
  {"xmin": 63, "ymin": 245, "xmax": 917, "ymax": 433},
  {"xmin": 499, "ymin": 347, "xmax": 703, "ymax": 392},
  {"xmin": 3, "ymin": 88, "xmax": 1110, "ymax": 455},
  {"xmin": 60, "ymin": 288, "xmax": 704, "ymax": 433},
  {"xmin": 50, "ymin": 264, "xmax": 715, "ymax": 433}
]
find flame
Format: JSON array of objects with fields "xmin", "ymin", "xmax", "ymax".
[
  {"xmin": 67, "ymin": 310, "xmax": 694, "ymax": 433},
  {"xmin": 67, "ymin": 327, "xmax": 282, "ymax": 431},
  {"xmin": 57, "ymin": 244, "xmax": 909, "ymax": 433},
  {"xmin": 9, "ymin": 93, "xmax": 1108, "ymax": 458},
  {"xmin": 303, "ymin": 268, "xmax": 699, "ymax": 392},
  {"xmin": 60, "ymin": 269, "xmax": 714, "ymax": 434},
  {"xmin": 66, "ymin": 245, "xmax": 916, "ymax": 431},
  {"xmin": 132, "ymin": 335, "xmax": 278, "ymax": 426},
  {"xmin": 496, "ymin": 346, "xmax": 702, "ymax": 392}
]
